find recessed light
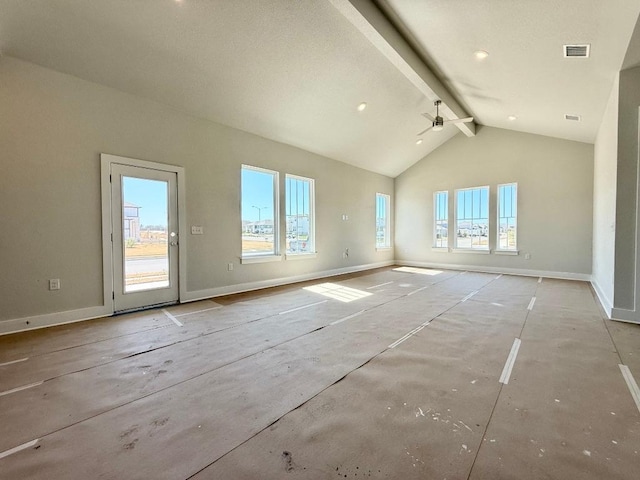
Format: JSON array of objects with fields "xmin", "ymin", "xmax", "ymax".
[
  {"xmin": 474, "ymin": 50, "xmax": 489, "ymax": 60},
  {"xmin": 357, "ymin": 102, "xmax": 367, "ymax": 112},
  {"xmin": 416, "ymin": 139, "xmax": 423, "ymax": 145},
  {"xmin": 508, "ymin": 115, "xmax": 517, "ymax": 121}
]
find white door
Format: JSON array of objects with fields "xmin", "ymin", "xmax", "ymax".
[{"xmin": 110, "ymin": 163, "xmax": 179, "ymax": 312}]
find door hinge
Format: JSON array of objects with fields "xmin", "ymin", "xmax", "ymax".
[
  {"xmin": 112, "ymin": 291, "xmax": 115, "ymax": 300},
  {"xmin": 109, "ymin": 174, "xmax": 112, "ymax": 183},
  {"xmin": 111, "ymin": 233, "xmax": 113, "ymax": 242}
]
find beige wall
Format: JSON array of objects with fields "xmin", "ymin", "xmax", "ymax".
[
  {"xmin": 0, "ymin": 57, "xmax": 393, "ymax": 324},
  {"xmin": 592, "ymin": 75, "xmax": 619, "ymax": 313},
  {"xmin": 395, "ymin": 126, "xmax": 594, "ymax": 276}
]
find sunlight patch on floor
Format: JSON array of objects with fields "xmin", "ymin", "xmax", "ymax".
[
  {"xmin": 393, "ymin": 266, "xmax": 443, "ymax": 276},
  {"xmin": 303, "ymin": 283, "xmax": 372, "ymax": 303}
]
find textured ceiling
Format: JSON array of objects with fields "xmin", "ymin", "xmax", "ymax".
[{"xmin": 0, "ymin": 1, "xmax": 639, "ymax": 177}]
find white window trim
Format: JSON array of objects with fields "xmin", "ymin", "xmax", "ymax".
[
  {"xmin": 241, "ymin": 164, "xmax": 280, "ymax": 258},
  {"xmin": 452, "ymin": 248, "xmax": 491, "ymax": 255},
  {"xmin": 376, "ymin": 193, "xmax": 392, "ymax": 249},
  {"xmin": 240, "ymin": 254, "xmax": 283, "ymax": 264},
  {"xmin": 432, "ymin": 247, "xmax": 449, "ymax": 252},
  {"xmin": 454, "ymin": 185, "xmax": 490, "ymax": 251},
  {"xmin": 494, "ymin": 249, "xmax": 519, "ymax": 256},
  {"xmin": 285, "ymin": 173, "xmax": 315, "ymax": 256},
  {"xmin": 286, "ymin": 252, "xmax": 318, "ymax": 260},
  {"xmin": 433, "ymin": 190, "xmax": 449, "ymax": 249},
  {"xmin": 497, "ymin": 182, "xmax": 518, "ymax": 252}
]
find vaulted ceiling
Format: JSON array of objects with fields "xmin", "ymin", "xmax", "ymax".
[{"xmin": 1, "ymin": 0, "xmax": 638, "ymax": 177}]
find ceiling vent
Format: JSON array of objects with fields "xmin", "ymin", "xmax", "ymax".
[
  {"xmin": 564, "ymin": 44, "xmax": 590, "ymax": 58},
  {"xmin": 564, "ymin": 114, "xmax": 582, "ymax": 122}
]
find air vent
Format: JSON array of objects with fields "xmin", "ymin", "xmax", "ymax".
[
  {"xmin": 564, "ymin": 114, "xmax": 582, "ymax": 122},
  {"xmin": 564, "ymin": 44, "xmax": 590, "ymax": 58}
]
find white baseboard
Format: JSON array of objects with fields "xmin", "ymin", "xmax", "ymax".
[
  {"xmin": 0, "ymin": 259, "xmax": 606, "ymax": 336},
  {"xmin": 395, "ymin": 260, "xmax": 591, "ymax": 282},
  {"xmin": 181, "ymin": 261, "xmax": 395, "ymax": 303},
  {"xmin": 611, "ymin": 307, "xmax": 640, "ymax": 324},
  {"xmin": 0, "ymin": 261, "xmax": 395, "ymax": 336},
  {"xmin": 0, "ymin": 306, "xmax": 111, "ymax": 336},
  {"xmin": 590, "ymin": 278, "xmax": 613, "ymax": 319}
]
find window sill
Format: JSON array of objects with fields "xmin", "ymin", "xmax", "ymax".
[
  {"xmin": 432, "ymin": 247, "xmax": 449, "ymax": 252},
  {"xmin": 452, "ymin": 248, "xmax": 490, "ymax": 255},
  {"xmin": 240, "ymin": 254, "xmax": 283, "ymax": 264},
  {"xmin": 494, "ymin": 249, "xmax": 519, "ymax": 256},
  {"xmin": 286, "ymin": 253, "xmax": 317, "ymax": 260},
  {"xmin": 376, "ymin": 246, "xmax": 392, "ymax": 252}
]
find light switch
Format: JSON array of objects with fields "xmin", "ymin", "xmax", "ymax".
[{"xmin": 191, "ymin": 225, "xmax": 204, "ymax": 235}]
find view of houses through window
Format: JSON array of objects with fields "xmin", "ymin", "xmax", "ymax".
[
  {"xmin": 241, "ymin": 165, "xmax": 278, "ymax": 256},
  {"xmin": 434, "ymin": 191, "xmax": 448, "ymax": 248},
  {"xmin": 121, "ymin": 176, "xmax": 169, "ymax": 291},
  {"xmin": 376, "ymin": 193, "xmax": 391, "ymax": 248},
  {"xmin": 455, "ymin": 186, "xmax": 489, "ymax": 249},
  {"xmin": 286, "ymin": 174, "xmax": 314, "ymax": 254},
  {"xmin": 498, "ymin": 183, "xmax": 518, "ymax": 250}
]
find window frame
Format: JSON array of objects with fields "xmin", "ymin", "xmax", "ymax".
[
  {"xmin": 240, "ymin": 164, "xmax": 281, "ymax": 263},
  {"xmin": 433, "ymin": 190, "xmax": 449, "ymax": 250},
  {"xmin": 285, "ymin": 173, "xmax": 316, "ymax": 258},
  {"xmin": 376, "ymin": 193, "xmax": 391, "ymax": 250},
  {"xmin": 454, "ymin": 185, "xmax": 490, "ymax": 252},
  {"xmin": 496, "ymin": 182, "xmax": 518, "ymax": 254}
]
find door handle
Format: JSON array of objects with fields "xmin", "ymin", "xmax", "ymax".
[{"xmin": 170, "ymin": 232, "xmax": 178, "ymax": 246}]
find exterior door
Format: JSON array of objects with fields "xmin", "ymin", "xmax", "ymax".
[{"xmin": 110, "ymin": 163, "xmax": 179, "ymax": 312}]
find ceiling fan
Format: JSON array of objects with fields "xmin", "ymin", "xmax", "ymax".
[{"xmin": 417, "ymin": 100, "xmax": 473, "ymax": 135}]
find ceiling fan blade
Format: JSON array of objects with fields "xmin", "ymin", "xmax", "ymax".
[
  {"xmin": 421, "ymin": 112, "xmax": 435, "ymax": 122},
  {"xmin": 445, "ymin": 117, "xmax": 474, "ymax": 124},
  {"xmin": 416, "ymin": 125, "xmax": 433, "ymax": 136}
]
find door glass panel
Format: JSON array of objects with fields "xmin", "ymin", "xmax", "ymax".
[{"xmin": 122, "ymin": 176, "xmax": 169, "ymax": 292}]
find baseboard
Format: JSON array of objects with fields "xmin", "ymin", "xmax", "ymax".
[
  {"xmin": 0, "ymin": 305, "xmax": 111, "ymax": 336},
  {"xmin": 395, "ymin": 260, "xmax": 591, "ymax": 281},
  {"xmin": 181, "ymin": 261, "xmax": 396, "ymax": 303},
  {"xmin": 591, "ymin": 278, "xmax": 613, "ymax": 319},
  {"xmin": 611, "ymin": 307, "xmax": 640, "ymax": 324}
]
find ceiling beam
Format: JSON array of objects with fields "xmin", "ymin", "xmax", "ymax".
[{"xmin": 329, "ymin": 0, "xmax": 475, "ymax": 137}]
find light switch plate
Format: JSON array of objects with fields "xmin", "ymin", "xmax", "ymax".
[{"xmin": 191, "ymin": 225, "xmax": 204, "ymax": 235}]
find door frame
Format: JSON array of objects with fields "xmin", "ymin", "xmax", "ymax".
[{"xmin": 100, "ymin": 153, "xmax": 187, "ymax": 314}]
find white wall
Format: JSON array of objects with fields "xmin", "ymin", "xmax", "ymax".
[
  {"xmin": 612, "ymin": 65, "xmax": 640, "ymax": 322},
  {"xmin": 592, "ymin": 75, "xmax": 619, "ymax": 316},
  {"xmin": 0, "ymin": 57, "xmax": 394, "ymax": 328},
  {"xmin": 395, "ymin": 126, "xmax": 594, "ymax": 278}
]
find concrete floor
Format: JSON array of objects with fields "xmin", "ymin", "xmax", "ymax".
[{"xmin": 0, "ymin": 267, "xmax": 638, "ymax": 479}]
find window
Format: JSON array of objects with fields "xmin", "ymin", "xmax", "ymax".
[
  {"xmin": 497, "ymin": 183, "xmax": 517, "ymax": 250},
  {"xmin": 241, "ymin": 165, "xmax": 278, "ymax": 257},
  {"xmin": 376, "ymin": 193, "xmax": 391, "ymax": 248},
  {"xmin": 434, "ymin": 191, "xmax": 448, "ymax": 248},
  {"xmin": 285, "ymin": 174, "xmax": 315, "ymax": 255},
  {"xmin": 455, "ymin": 186, "xmax": 489, "ymax": 250}
]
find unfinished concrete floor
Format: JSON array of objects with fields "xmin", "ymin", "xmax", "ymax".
[{"xmin": 0, "ymin": 267, "xmax": 639, "ymax": 479}]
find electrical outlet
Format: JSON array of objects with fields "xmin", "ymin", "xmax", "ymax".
[
  {"xmin": 49, "ymin": 279, "xmax": 60, "ymax": 290},
  {"xmin": 524, "ymin": 253, "xmax": 531, "ymax": 260},
  {"xmin": 227, "ymin": 262, "xmax": 234, "ymax": 271},
  {"xmin": 191, "ymin": 225, "xmax": 204, "ymax": 235}
]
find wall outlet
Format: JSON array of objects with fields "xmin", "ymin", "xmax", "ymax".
[
  {"xmin": 227, "ymin": 262, "xmax": 234, "ymax": 271},
  {"xmin": 49, "ymin": 279, "xmax": 61, "ymax": 290},
  {"xmin": 191, "ymin": 225, "xmax": 204, "ymax": 235},
  {"xmin": 524, "ymin": 253, "xmax": 531, "ymax": 260},
  {"xmin": 342, "ymin": 214, "xmax": 349, "ymax": 221}
]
